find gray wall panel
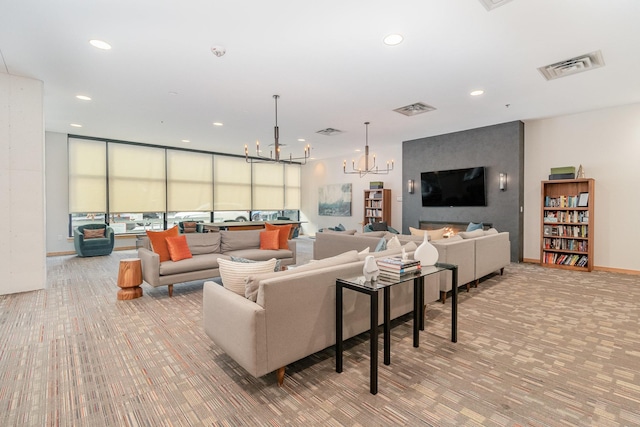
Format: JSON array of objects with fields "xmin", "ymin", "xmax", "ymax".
[{"xmin": 402, "ymin": 121, "xmax": 524, "ymax": 262}]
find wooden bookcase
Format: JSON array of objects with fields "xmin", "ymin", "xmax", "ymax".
[
  {"xmin": 364, "ymin": 189, "xmax": 391, "ymax": 226},
  {"xmin": 540, "ymin": 178, "xmax": 594, "ymax": 271}
]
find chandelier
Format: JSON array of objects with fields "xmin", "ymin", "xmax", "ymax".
[
  {"xmin": 245, "ymin": 95, "xmax": 310, "ymax": 164},
  {"xmin": 343, "ymin": 122, "xmax": 394, "ymax": 177}
]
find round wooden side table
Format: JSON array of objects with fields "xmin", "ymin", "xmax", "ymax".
[{"xmin": 117, "ymin": 258, "xmax": 143, "ymax": 300}]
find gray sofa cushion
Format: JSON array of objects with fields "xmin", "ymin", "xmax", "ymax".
[
  {"xmin": 220, "ymin": 229, "xmax": 261, "ymax": 252},
  {"xmin": 322, "ymin": 228, "xmax": 357, "ymax": 235},
  {"xmin": 459, "ymin": 229, "xmax": 485, "ymax": 239},
  {"xmin": 245, "ymin": 250, "xmax": 361, "ymax": 303},
  {"xmin": 226, "ymin": 248, "xmax": 293, "ymax": 261},
  {"xmin": 186, "ymin": 232, "xmax": 221, "ymax": 255},
  {"xmin": 159, "ymin": 253, "xmax": 229, "ymax": 275}
]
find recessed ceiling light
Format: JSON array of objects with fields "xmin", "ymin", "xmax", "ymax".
[
  {"xmin": 383, "ymin": 34, "xmax": 404, "ymax": 46},
  {"xmin": 181, "ymin": 139, "xmax": 190, "ymax": 143},
  {"xmin": 213, "ymin": 122, "xmax": 223, "ymax": 126},
  {"xmin": 470, "ymin": 90, "xmax": 485, "ymax": 96},
  {"xmin": 70, "ymin": 123, "xmax": 82, "ymax": 128},
  {"xmin": 76, "ymin": 95, "xmax": 91, "ymax": 101},
  {"xmin": 297, "ymin": 138, "xmax": 306, "ymax": 142},
  {"xmin": 89, "ymin": 39, "xmax": 111, "ymax": 50}
]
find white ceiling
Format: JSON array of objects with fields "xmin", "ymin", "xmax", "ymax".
[{"xmin": 2, "ymin": 0, "xmax": 639, "ymax": 160}]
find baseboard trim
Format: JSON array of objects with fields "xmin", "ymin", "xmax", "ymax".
[
  {"xmin": 47, "ymin": 246, "xmax": 136, "ymax": 257},
  {"xmin": 521, "ymin": 258, "xmax": 639, "ymax": 275}
]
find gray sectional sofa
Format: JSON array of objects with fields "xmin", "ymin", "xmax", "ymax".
[
  {"xmin": 313, "ymin": 228, "xmax": 510, "ymax": 301},
  {"xmin": 138, "ymin": 229, "xmax": 296, "ymax": 297},
  {"xmin": 202, "ymin": 242, "xmax": 441, "ymax": 385}
]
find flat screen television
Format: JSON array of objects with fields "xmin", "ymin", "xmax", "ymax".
[{"xmin": 421, "ymin": 167, "xmax": 487, "ymax": 207}]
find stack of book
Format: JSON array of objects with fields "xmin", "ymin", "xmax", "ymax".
[
  {"xmin": 376, "ymin": 257, "xmax": 421, "ymax": 281},
  {"xmin": 549, "ymin": 166, "xmax": 575, "ymax": 180}
]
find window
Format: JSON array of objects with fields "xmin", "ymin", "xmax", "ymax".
[
  {"xmin": 252, "ymin": 162, "xmax": 284, "ymax": 209},
  {"xmin": 214, "ymin": 156, "xmax": 251, "ymax": 211},
  {"xmin": 67, "ymin": 137, "xmax": 301, "ymax": 235}
]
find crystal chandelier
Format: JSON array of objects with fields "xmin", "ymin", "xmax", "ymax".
[
  {"xmin": 245, "ymin": 95, "xmax": 310, "ymax": 164},
  {"xmin": 343, "ymin": 122, "xmax": 394, "ymax": 177}
]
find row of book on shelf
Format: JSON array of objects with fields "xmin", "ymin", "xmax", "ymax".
[
  {"xmin": 545, "ymin": 195, "xmax": 580, "ymax": 208},
  {"xmin": 542, "ymin": 252, "xmax": 588, "ymax": 267},
  {"xmin": 543, "ymin": 238, "xmax": 588, "ymax": 252},
  {"xmin": 544, "ymin": 210, "xmax": 589, "ymax": 224},
  {"xmin": 365, "ymin": 208, "xmax": 384, "ymax": 217},
  {"xmin": 367, "ymin": 200, "xmax": 383, "ymax": 208},
  {"xmin": 543, "ymin": 224, "xmax": 588, "ymax": 238},
  {"xmin": 376, "ymin": 257, "xmax": 421, "ymax": 280}
]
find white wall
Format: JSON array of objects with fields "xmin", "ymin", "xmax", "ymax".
[
  {"xmin": 0, "ymin": 73, "xmax": 46, "ymax": 295},
  {"xmin": 301, "ymin": 142, "xmax": 403, "ymax": 236},
  {"xmin": 524, "ymin": 103, "xmax": 640, "ymax": 272}
]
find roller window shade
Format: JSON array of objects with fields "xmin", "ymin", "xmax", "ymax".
[
  {"xmin": 108, "ymin": 144, "xmax": 166, "ymax": 212},
  {"xmin": 214, "ymin": 156, "xmax": 251, "ymax": 210},
  {"xmin": 252, "ymin": 162, "xmax": 284, "ymax": 210},
  {"xmin": 284, "ymin": 164, "xmax": 301, "ymax": 210},
  {"xmin": 167, "ymin": 151, "xmax": 213, "ymax": 211},
  {"xmin": 68, "ymin": 138, "xmax": 107, "ymax": 213}
]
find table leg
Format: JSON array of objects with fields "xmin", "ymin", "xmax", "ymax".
[
  {"xmin": 451, "ymin": 265, "xmax": 458, "ymax": 343},
  {"xmin": 384, "ymin": 287, "xmax": 390, "ymax": 365},
  {"xmin": 418, "ymin": 276, "xmax": 425, "ymax": 331},
  {"xmin": 370, "ymin": 290, "xmax": 378, "ymax": 395},
  {"xmin": 336, "ymin": 284, "xmax": 343, "ymax": 373},
  {"xmin": 413, "ymin": 277, "xmax": 420, "ymax": 347}
]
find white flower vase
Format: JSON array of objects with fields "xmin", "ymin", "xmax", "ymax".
[{"xmin": 414, "ymin": 233, "xmax": 439, "ymax": 266}]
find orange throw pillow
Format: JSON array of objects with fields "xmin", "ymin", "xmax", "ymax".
[
  {"xmin": 265, "ymin": 223, "xmax": 292, "ymax": 249},
  {"xmin": 146, "ymin": 226, "xmax": 179, "ymax": 262},
  {"xmin": 259, "ymin": 230, "xmax": 280, "ymax": 250},
  {"xmin": 166, "ymin": 235, "xmax": 193, "ymax": 262}
]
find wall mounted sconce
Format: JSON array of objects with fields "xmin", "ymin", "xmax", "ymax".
[
  {"xmin": 407, "ymin": 179, "xmax": 415, "ymax": 194},
  {"xmin": 499, "ymin": 173, "xmax": 507, "ymax": 191}
]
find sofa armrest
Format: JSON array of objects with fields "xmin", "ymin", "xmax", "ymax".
[
  {"xmin": 287, "ymin": 239, "xmax": 297, "ymax": 264},
  {"xmin": 432, "ymin": 239, "xmax": 475, "ymax": 292},
  {"xmin": 475, "ymin": 232, "xmax": 510, "ymax": 279},
  {"xmin": 138, "ymin": 247, "xmax": 161, "ymax": 287},
  {"xmin": 203, "ymin": 282, "xmax": 267, "ymax": 378}
]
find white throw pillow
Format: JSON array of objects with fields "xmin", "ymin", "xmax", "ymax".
[
  {"xmin": 358, "ymin": 247, "xmax": 370, "ymax": 255},
  {"xmin": 387, "ymin": 235, "xmax": 401, "ymax": 249},
  {"xmin": 218, "ymin": 257, "xmax": 277, "ymax": 296},
  {"xmin": 427, "ymin": 227, "xmax": 446, "ymax": 241},
  {"xmin": 409, "ymin": 226, "xmax": 427, "ymax": 237}
]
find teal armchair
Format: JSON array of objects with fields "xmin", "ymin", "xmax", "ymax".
[{"xmin": 74, "ymin": 223, "xmax": 115, "ymax": 257}]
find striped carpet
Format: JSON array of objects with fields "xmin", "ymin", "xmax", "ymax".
[{"xmin": 1, "ymin": 239, "xmax": 639, "ymax": 426}]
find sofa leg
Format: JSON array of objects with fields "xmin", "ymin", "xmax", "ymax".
[
  {"xmin": 277, "ymin": 367, "xmax": 285, "ymax": 386},
  {"xmin": 440, "ymin": 291, "xmax": 446, "ymax": 304},
  {"xmin": 466, "ymin": 283, "xmax": 470, "ymax": 292},
  {"xmin": 168, "ymin": 284, "xmax": 174, "ymax": 297},
  {"xmin": 500, "ymin": 267, "xmax": 504, "ymax": 275},
  {"xmin": 474, "ymin": 279, "xmax": 479, "ymax": 288}
]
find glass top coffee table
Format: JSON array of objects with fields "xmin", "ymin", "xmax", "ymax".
[{"xmin": 335, "ymin": 262, "xmax": 458, "ymax": 395}]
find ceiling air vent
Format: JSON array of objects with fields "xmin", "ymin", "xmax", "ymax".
[
  {"xmin": 393, "ymin": 102, "xmax": 436, "ymax": 117},
  {"xmin": 538, "ymin": 50, "xmax": 605, "ymax": 81},
  {"xmin": 478, "ymin": 0, "xmax": 514, "ymax": 11},
  {"xmin": 316, "ymin": 128, "xmax": 343, "ymax": 136}
]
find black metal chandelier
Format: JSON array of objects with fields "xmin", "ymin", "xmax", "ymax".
[
  {"xmin": 343, "ymin": 122, "xmax": 394, "ymax": 177},
  {"xmin": 245, "ymin": 95, "xmax": 310, "ymax": 164}
]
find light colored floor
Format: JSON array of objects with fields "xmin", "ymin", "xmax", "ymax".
[{"xmin": 1, "ymin": 240, "xmax": 639, "ymax": 426}]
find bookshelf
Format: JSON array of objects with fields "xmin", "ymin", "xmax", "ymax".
[
  {"xmin": 364, "ymin": 189, "xmax": 391, "ymax": 226},
  {"xmin": 540, "ymin": 178, "xmax": 594, "ymax": 271}
]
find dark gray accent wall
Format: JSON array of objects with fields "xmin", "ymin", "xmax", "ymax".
[{"xmin": 402, "ymin": 121, "xmax": 524, "ymax": 262}]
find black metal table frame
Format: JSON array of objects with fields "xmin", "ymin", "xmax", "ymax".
[{"xmin": 335, "ymin": 262, "xmax": 458, "ymax": 395}]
